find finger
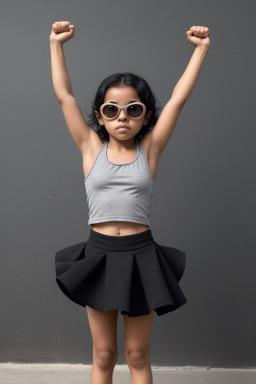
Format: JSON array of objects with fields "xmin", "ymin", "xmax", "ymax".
[
  {"xmin": 68, "ymin": 26, "xmax": 75, "ymax": 35},
  {"xmin": 197, "ymin": 26, "xmax": 203, "ymax": 36},
  {"xmin": 59, "ymin": 21, "xmax": 66, "ymax": 30},
  {"xmin": 190, "ymin": 26, "xmax": 209, "ymax": 37},
  {"xmin": 53, "ymin": 22, "xmax": 62, "ymax": 32},
  {"xmin": 62, "ymin": 21, "xmax": 70, "ymax": 30},
  {"xmin": 200, "ymin": 26, "xmax": 209, "ymax": 35},
  {"xmin": 52, "ymin": 22, "xmax": 59, "ymax": 32},
  {"xmin": 59, "ymin": 21, "xmax": 70, "ymax": 32},
  {"xmin": 64, "ymin": 21, "xmax": 71, "ymax": 30},
  {"xmin": 190, "ymin": 26, "xmax": 199, "ymax": 35},
  {"xmin": 196, "ymin": 26, "xmax": 202, "ymax": 35}
]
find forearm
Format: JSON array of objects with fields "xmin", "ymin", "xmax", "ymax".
[
  {"xmin": 171, "ymin": 45, "xmax": 209, "ymax": 106},
  {"xmin": 50, "ymin": 42, "xmax": 73, "ymax": 102}
]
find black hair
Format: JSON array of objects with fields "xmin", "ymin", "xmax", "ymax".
[{"xmin": 86, "ymin": 72, "xmax": 161, "ymax": 143}]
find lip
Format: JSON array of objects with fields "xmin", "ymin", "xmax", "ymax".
[{"xmin": 116, "ymin": 126, "xmax": 129, "ymax": 130}]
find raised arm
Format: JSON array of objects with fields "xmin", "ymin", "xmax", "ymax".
[
  {"xmin": 50, "ymin": 39, "xmax": 73, "ymax": 101},
  {"xmin": 171, "ymin": 43, "xmax": 210, "ymax": 105},
  {"xmin": 50, "ymin": 21, "xmax": 93, "ymax": 155},
  {"xmin": 148, "ymin": 26, "xmax": 210, "ymax": 158}
]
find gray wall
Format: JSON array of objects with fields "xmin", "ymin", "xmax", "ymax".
[{"xmin": 1, "ymin": 0, "xmax": 255, "ymax": 368}]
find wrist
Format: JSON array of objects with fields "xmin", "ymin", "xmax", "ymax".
[
  {"xmin": 50, "ymin": 40, "xmax": 63, "ymax": 46},
  {"xmin": 196, "ymin": 44, "xmax": 210, "ymax": 50}
]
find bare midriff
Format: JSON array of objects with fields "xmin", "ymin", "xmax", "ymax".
[{"xmin": 91, "ymin": 221, "xmax": 149, "ymax": 236}]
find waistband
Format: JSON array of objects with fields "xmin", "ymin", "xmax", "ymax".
[{"xmin": 87, "ymin": 228, "xmax": 155, "ymax": 251}]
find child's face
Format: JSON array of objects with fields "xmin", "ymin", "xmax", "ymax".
[{"xmin": 94, "ymin": 85, "xmax": 152, "ymax": 142}]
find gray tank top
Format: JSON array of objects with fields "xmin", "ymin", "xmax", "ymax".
[{"xmin": 84, "ymin": 141, "xmax": 155, "ymax": 227}]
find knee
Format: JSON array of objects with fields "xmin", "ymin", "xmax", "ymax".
[
  {"xmin": 94, "ymin": 348, "xmax": 118, "ymax": 371},
  {"xmin": 125, "ymin": 348, "xmax": 149, "ymax": 370}
]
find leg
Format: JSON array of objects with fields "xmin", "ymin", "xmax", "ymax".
[
  {"xmin": 124, "ymin": 309, "xmax": 155, "ymax": 384},
  {"xmin": 86, "ymin": 305, "xmax": 118, "ymax": 384}
]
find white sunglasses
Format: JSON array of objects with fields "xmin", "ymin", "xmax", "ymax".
[{"xmin": 100, "ymin": 102, "xmax": 146, "ymax": 120}]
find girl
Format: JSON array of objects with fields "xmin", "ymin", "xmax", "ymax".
[{"xmin": 50, "ymin": 21, "xmax": 210, "ymax": 384}]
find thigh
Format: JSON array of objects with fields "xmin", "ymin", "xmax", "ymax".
[
  {"xmin": 86, "ymin": 305, "xmax": 119, "ymax": 350},
  {"xmin": 123, "ymin": 310, "xmax": 155, "ymax": 350}
]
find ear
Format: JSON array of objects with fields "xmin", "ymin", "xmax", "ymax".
[
  {"xmin": 94, "ymin": 110, "xmax": 104, "ymax": 126},
  {"xmin": 143, "ymin": 110, "xmax": 152, "ymax": 126}
]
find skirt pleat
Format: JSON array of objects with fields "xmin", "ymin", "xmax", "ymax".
[{"xmin": 55, "ymin": 229, "xmax": 187, "ymax": 317}]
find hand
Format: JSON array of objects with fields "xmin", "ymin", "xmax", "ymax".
[
  {"xmin": 49, "ymin": 21, "xmax": 75, "ymax": 44},
  {"xmin": 186, "ymin": 26, "xmax": 210, "ymax": 48}
]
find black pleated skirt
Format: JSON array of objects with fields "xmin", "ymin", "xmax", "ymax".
[{"xmin": 55, "ymin": 228, "xmax": 187, "ymax": 317}]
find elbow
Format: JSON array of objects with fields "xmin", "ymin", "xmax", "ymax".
[
  {"xmin": 171, "ymin": 96, "xmax": 186, "ymax": 109},
  {"xmin": 58, "ymin": 91, "xmax": 74, "ymax": 104}
]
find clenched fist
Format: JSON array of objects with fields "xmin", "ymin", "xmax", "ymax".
[
  {"xmin": 186, "ymin": 26, "xmax": 210, "ymax": 48},
  {"xmin": 50, "ymin": 21, "xmax": 75, "ymax": 44}
]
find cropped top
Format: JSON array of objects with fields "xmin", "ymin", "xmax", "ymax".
[{"xmin": 84, "ymin": 141, "xmax": 155, "ymax": 227}]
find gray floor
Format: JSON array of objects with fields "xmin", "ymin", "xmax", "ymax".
[{"xmin": 0, "ymin": 364, "xmax": 256, "ymax": 384}]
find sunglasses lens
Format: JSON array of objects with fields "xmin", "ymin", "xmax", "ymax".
[
  {"xmin": 102, "ymin": 104, "xmax": 119, "ymax": 118},
  {"xmin": 127, "ymin": 103, "xmax": 144, "ymax": 118}
]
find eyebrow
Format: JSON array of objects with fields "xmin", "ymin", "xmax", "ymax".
[{"xmin": 108, "ymin": 100, "xmax": 139, "ymax": 104}]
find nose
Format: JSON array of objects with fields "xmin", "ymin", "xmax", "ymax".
[{"xmin": 118, "ymin": 108, "xmax": 128, "ymax": 120}]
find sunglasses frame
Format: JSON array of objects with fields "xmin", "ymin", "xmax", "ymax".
[{"xmin": 99, "ymin": 102, "xmax": 146, "ymax": 120}]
